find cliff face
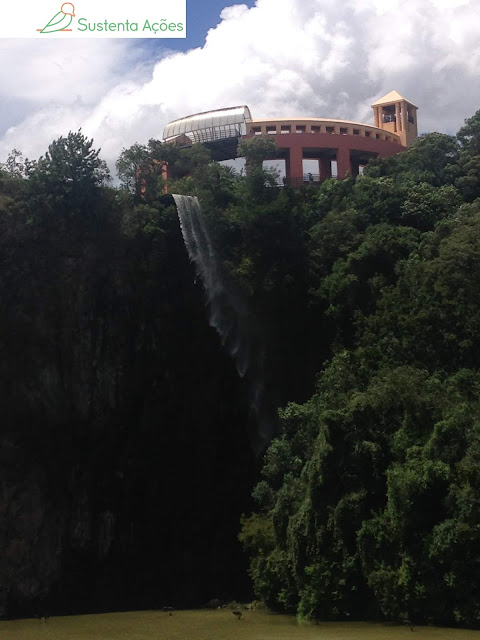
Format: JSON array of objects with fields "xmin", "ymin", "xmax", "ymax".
[{"xmin": 0, "ymin": 197, "xmax": 256, "ymax": 617}]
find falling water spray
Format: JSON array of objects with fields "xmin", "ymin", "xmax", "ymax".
[{"xmin": 173, "ymin": 194, "xmax": 272, "ymax": 449}]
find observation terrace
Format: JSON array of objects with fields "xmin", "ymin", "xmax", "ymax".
[{"xmin": 161, "ymin": 91, "xmax": 418, "ymax": 186}]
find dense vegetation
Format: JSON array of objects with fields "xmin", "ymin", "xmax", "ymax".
[
  {"xmin": 1, "ymin": 110, "xmax": 480, "ymax": 626},
  {"xmin": 235, "ymin": 117, "xmax": 480, "ymax": 627},
  {"xmin": 0, "ymin": 133, "xmax": 256, "ymax": 617}
]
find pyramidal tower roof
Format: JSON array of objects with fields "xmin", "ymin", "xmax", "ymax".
[{"xmin": 371, "ymin": 90, "xmax": 417, "ymax": 108}]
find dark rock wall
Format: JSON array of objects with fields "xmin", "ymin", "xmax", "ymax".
[{"xmin": 0, "ymin": 205, "xmax": 256, "ymax": 617}]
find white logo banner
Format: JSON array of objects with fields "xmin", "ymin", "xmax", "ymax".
[{"xmin": 1, "ymin": 0, "xmax": 186, "ymax": 38}]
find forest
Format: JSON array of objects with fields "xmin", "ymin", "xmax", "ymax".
[{"xmin": 1, "ymin": 108, "xmax": 480, "ymax": 626}]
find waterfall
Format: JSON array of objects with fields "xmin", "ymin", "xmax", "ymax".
[
  {"xmin": 173, "ymin": 194, "xmax": 251, "ymax": 377},
  {"xmin": 173, "ymin": 194, "xmax": 272, "ymax": 448}
]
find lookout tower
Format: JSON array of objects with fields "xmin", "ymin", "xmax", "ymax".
[{"xmin": 372, "ymin": 90, "xmax": 418, "ymax": 147}]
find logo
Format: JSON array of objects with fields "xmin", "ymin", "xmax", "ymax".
[
  {"xmin": 37, "ymin": 2, "xmax": 75, "ymax": 33},
  {"xmin": 1, "ymin": 0, "xmax": 185, "ymax": 38}
]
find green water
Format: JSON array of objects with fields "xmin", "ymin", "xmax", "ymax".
[{"xmin": 1, "ymin": 609, "xmax": 479, "ymax": 640}]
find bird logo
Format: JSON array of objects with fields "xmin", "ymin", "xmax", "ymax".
[{"xmin": 37, "ymin": 3, "xmax": 76, "ymax": 33}]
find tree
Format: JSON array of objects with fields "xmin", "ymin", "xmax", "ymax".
[
  {"xmin": 116, "ymin": 143, "xmax": 150, "ymax": 197},
  {"xmin": 236, "ymin": 137, "xmax": 280, "ymax": 199},
  {"xmin": 456, "ymin": 110, "xmax": 480, "ymax": 201},
  {"xmin": 237, "ymin": 136, "xmax": 279, "ymax": 169},
  {"xmin": 1, "ymin": 149, "xmax": 37, "ymax": 179},
  {"xmin": 457, "ymin": 109, "xmax": 480, "ymax": 155},
  {"xmin": 29, "ymin": 130, "xmax": 110, "ymax": 216},
  {"xmin": 4, "ymin": 149, "xmax": 25, "ymax": 178},
  {"xmin": 238, "ymin": 108, "xmax": 480, "ymax": 626},
  {"xmin": 365, "ymin": 133, "xmax": 460, "ymax": 187}
]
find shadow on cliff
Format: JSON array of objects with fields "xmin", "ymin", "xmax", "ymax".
[{"xmin": 0, "ymin": 191, "xmax": 257, "ymax": 617}]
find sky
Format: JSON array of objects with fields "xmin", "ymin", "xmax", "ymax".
[{"xmin": 0, "ymin": 0, "xmax": 479, "ymax": 173}]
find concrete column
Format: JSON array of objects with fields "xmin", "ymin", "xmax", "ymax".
[
  {"xmin": 395, "ymin": 102, "xmax": 401, "ymax": 132},
  {"xmin": 287, "ymin": 145, "xmax": 304, "ymax": 181},
  {"xmin": 336, "ymin": 148, "xmax": 351, "ymax": 179},
  {"xmin": 374, "ymin": 106, "xmax": 380, "ymax": 128},
  {"xmin": 319, "ymin": 157, "xmax": 332, "ymax": 180},
  {"xmin": 401, "ymin": 101, "xmax": 407, "ymax": 133}
]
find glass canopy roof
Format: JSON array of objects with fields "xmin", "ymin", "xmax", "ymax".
[{"xmin": 163, "ymin": 105, "xmax": 252, "ymax": 143}]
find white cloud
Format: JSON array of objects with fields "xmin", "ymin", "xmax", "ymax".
[{"xmin": 1, "ymin": 0, "xmax": 479, "ymax": 172}]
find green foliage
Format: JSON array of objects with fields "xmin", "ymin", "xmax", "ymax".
[
  {"xmin": 116, "ymin": 142, "xmax": 151, "ymax": 197},
  {"xmin": 400, "ymin": 183, "xmax": 462, "ymax": 230},
  {"xmin": 28, "ymin": 129, "xmax": 110, "ymax": 218},
  {"xmin": 5, "ymin": 108, "xmax": 480, "ymax": 625},
  {"xmin": 239, "ymin": 108, "xmax": 480, "ymax": 627},
  {"xmin": 1, "ymin": 148, "xmax": 36, "ymax": 179},
  {"xmin": 457, "ymin": 109, "xmax": 480, "ymax": 155},
  {"xmin": 239, "ymin": 513, "xmax": 275, "ymax": 554},
  {"xmin": 237, "ymin": 136, "xmax": 278, "ymax": 167},
  {"xmin": 365, "ymin": 132, "xmax": 460, "ymax": 187}
]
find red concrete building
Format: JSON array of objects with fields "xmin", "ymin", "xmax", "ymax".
[{"xmin": 162, "ymin": 90, "xmax": 418, "ymax": 185}]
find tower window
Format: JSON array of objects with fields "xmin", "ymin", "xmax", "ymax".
[{"xmin": 382, "ymin": 104, "xmax": 396, "ymax": 123}]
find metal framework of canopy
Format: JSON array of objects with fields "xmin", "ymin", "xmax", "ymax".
[{"xmin": 163, "ymin": 105, "xmax": 252, "ymax": 143}]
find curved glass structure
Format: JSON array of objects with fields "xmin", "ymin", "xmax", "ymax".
[{"xmin": 163, "ymin": 105, "xmax": 252, "ymax": 143}]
